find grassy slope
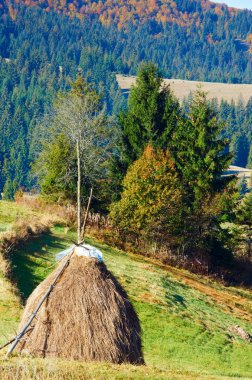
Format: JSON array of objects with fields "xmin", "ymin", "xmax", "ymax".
[
  {"xmin": 0, "ymin": 201, "xmax": 39, "ymax": 345},
  {"xmin": 116, "ymin": 74, "xmax": 252, "ymax": 105},
  {"xmin": 0, "ymin": 203, "xmax": 252, "ymax": 379},
  {"xmin": 0, "ymin": 201, "xmax": 43, "ymax": 233},
  {"xmin": 0, "ymin": 274, "xmax": 21, "ymax": 347}
]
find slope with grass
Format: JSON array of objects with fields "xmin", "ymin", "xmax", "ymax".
[
  {"xmin": 0, "ymin": 203, "xmax": 252, "ymax": 379},
  {"xmin": 117, "ymin": 74, "xmax": 252, "ymax": 104},
  {"xmin": 0, "ymin": 201, "xmax": 40, "ymax": 234}
]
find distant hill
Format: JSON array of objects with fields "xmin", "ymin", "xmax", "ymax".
[
  {"xmin": 117, "ymin": 74, "xmax": 252, "ymax": 104},
  {"xmin": 0, "ymin": 1, "xmax": 252, "ymax": 192},
  {"xmin": 1, "ymin": 0, "xmax": 252, "ymax": 84},
  {"xmin": 2, "ymin": 0, "xmax": 238, "ymax": 27}
]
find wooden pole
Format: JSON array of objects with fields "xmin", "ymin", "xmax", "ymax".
[
  {"xmin": 0, "ymin": 328, "xmax": 33, "ymax": 352},
  {"xmin": 80, "ymin": 187, "xmax": 93, "ymax": 242},
  {"xmin": 77, "ymin": 139, "xmax": 81, "ymax": 244},
  {"xmin": 7, "ymin": 249, "xmax": 75, "ymax": 357}
]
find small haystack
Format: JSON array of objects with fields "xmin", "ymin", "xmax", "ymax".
[{"xmin": 16, "ymin": 250, "xmax": 144, "ymax": 364}]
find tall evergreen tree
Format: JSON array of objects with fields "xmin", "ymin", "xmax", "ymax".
[
  {"xmin": 174, "ymin": 89, "xmax": 233, "ymax": 208},
  {"xmin": 167, "ymin": 90, "xmax": 238, "ymax": 258},
  {"xmin": 119, "ymin": 63, "xmax": 180, "ymax": 166},
  {"xmin": 111, "ymin": 63, "xmax": 180, "ymax": 200}
]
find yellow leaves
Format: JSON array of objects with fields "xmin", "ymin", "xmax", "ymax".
[
  {"xmin": 8, "ymin": 3, "xmax": 17, "ymax": 21},
  {"xmin": 110, "ymin": 145, "xmax": 182, "ymax": 234},
  {"xmin": 9, "ymin": 0, "xmax": 228, "ymax": 29},
  {"xmin": 247, "ymin": 34, "xmax": 252, "ymax": 54}
]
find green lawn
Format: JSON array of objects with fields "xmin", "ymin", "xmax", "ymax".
[{"xmin": 0, "ymin": 207, "xmax": 252, "ymax": 379}]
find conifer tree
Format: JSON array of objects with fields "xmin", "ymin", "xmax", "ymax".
[
  {"xmin": 247, "ymin": 145, "xmax": 252, "ymax": 169},
  {"xmin": 174, "ymin": 89, "xmax": 233, "ymax": 209},
  {"xmin": 170, "ymin": 90, "xmax": 237, "ymax": 257},
  {"xmin": 119, "ymin": 63, "xmax": 180, "ymax": 166},
  {"xmin": 111, "ymin": 63, "xmax": 180, "ymax": 199},
  {"xmin": 3, "ymin": 178, "xmax": 15, "ymax": 200},
  {"xmin": 237, "ymin": 190, "xmax": 252, "ymax": 258}
]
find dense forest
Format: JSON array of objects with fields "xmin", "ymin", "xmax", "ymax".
[
  {"xmin": 0, "ymin": 0, "xmax": 251, "ymax": 194},
  {"xmin": 0, "ymin": 0, "xmax": 248, "ymax": 28}
]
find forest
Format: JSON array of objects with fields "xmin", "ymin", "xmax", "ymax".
[
  {"xmin": 0, "ymin": 1, "xmax": 251, "ymax": 196},
  {"xmin": 25, "ymin": 67, "xmax": 251, "ymax": 282}
]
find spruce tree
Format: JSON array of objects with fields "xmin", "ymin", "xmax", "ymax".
[
  {"xmin": 174, "ymin": 89, "xmax": 233, "ymax": 208},
  {"xmin": 247, "ymin": 145, "xmax": 252, "ymax": 169},
  {"xmin": 3, "ymin": 178, "xmax": 15, "ymax": 200},
  {"xmin": 111, "ymin": 63, "xmax": 180, "ymax": 199},
  {"xmin": 170, "ymin": 89, "xmax": 237, "ymax": 257},
  {"xmin": 120, "ymin": 63, "xmax": 180, "ymax": 164}
]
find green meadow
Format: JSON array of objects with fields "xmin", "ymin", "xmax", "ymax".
[{"xmin": 0, "ymin": 202, "xmax": 252, "ymax": 379}]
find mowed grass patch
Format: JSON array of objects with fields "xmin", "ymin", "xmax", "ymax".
[
  {"xmin": 10, "ymin": 230, "xmax": 70, "ymax": 300},
  {"xmin": 85, "ymin": 237, "xmax": 252, "ymax": 378},
  {"xmin": 0, "ymin": 221, "xmax": 68, "ymax": 303},
  {"xmin": 2, "ymin": 224, "xmax": 252, "ymax": 379}
]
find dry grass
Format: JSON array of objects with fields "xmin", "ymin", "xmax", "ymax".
[
  {"xmin": 15, "ymin": 197, "xmax": 77, "ymax": 227},
  {"xmin": 116, "ymin": 74, "xmax": 252, "ymax": 104},
  {"xmin": 17, "ymin": 252, "xmax": 143, "ymax": 364},
  {"xmin": 0, "ymin": 357, "xmax": 240, "ymax": 380}
]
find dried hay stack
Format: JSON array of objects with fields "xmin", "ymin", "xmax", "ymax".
[{"xmin": 16, "ymin": 251, "xmax": 144, "ymax": 364}]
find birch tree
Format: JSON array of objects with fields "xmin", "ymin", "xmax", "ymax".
[{"xmin": 35, "ymin": 78, "xmax": 115, "ymax": 243}]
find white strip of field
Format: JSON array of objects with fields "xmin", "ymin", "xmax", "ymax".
[{"xmin": 116, "ymin": 74, "xmax": 252, "ymax": 104}]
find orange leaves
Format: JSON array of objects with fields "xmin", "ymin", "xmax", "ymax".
[
  {"xmin": 214, "ymin": 5, "xmax": 223, "ymax": 16},
  {"xmin": 247, "ymin": 34, "xmax": 252, "ymax": 54},
  {"xmin": 5, "ymin": 0, "xmax": 234, "ymax": 29},
  {"xmin": 110, "ymin": 145, "xmax": 182, "ymax": 235},
  {"xmin": 8, "ymin": 3, "xmax": 17, "ymax": 20}
]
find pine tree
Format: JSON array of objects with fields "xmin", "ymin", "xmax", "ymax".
[
  {"xmin": 238, "ymin": 191, "xmax": 252, "ymax": 226},
  {"xmin": 247, "ymin": 145, "xmax": 252, "ymax": 169},
  {"xmin": 174, "ymin": 89, "xmax": 233, "ymax": 208},
  {"xmin": 3, "ymin": 178, "xmax": 15, "ymax": 200},
  {"xmin": 111, "ymin": 63, "xmax": 180, "ymax": 198},
  {"xmin": 169, "ymin": 89, "xmax": 237, "ymax": 257},
  {"xmin": 120, "ymin": 63, "xmax": 180, "ymax": 165},
  {"xmin": 237, "ymin": 191, "xmax": 252, "ymax": 258}
]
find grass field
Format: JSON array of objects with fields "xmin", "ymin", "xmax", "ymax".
[
  {"xmin": 116, "ymin": 74, "xmax": 252, "ymax": 104},
  {"xmin": 0, "ymin": 201, "xmax": 43, "ymax": 234},
  {"xmin": 0, "ymin": 202, "xmax": 252, "ymax": 379}
]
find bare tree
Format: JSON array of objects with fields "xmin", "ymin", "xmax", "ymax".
[{"xmin": 47, "ymin": 78, "xmax": 115, "ymax": 243}]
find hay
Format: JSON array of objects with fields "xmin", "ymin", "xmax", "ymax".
[{"xmin": 16, "ymin": 251, "xmax": 144, "ymax": 364}]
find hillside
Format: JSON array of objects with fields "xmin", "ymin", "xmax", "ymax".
[
  {"xmin": 1, "ymin": 0, "xmax": 252, "ymax": 85},
  {"xmin": 2, "ymin": 0, "xmax": 238, "ymax": 27},
  {"xmin": 117, "ymin": 74, "xmax": 252, "ymax": 104},
  {"xmin": 0, "ymin": 0, "xmax": 251, "ymax": 198},
  {"xmin": 1, "ymin": 201, "xmax": 252, "ymax": 379}
]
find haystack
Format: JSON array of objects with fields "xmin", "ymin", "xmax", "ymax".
[{"xmin": 16, "ymin": 250, "xmax": 144, "ymax": 364}]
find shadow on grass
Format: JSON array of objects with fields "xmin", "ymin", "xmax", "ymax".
[
  {"xmin": 10, "ymin": 232, "xmax": 68, "ymax": 302},
  {"xmin": 162, "ymin": 277, "xmax": 188, "ymax": 310}
]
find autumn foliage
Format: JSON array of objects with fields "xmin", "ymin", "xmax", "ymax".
[
  {"xmin": 4, "ymin": 0, "xmax": 236, "ymax": 27},
  {"xmin": 110, "ymin": 145, "xmax": 182, "ymax": 244}
]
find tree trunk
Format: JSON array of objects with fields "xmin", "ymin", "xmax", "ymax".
[{"xmin": 77, "ymin": 139, "xmax": 81, "ymax": 244}]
